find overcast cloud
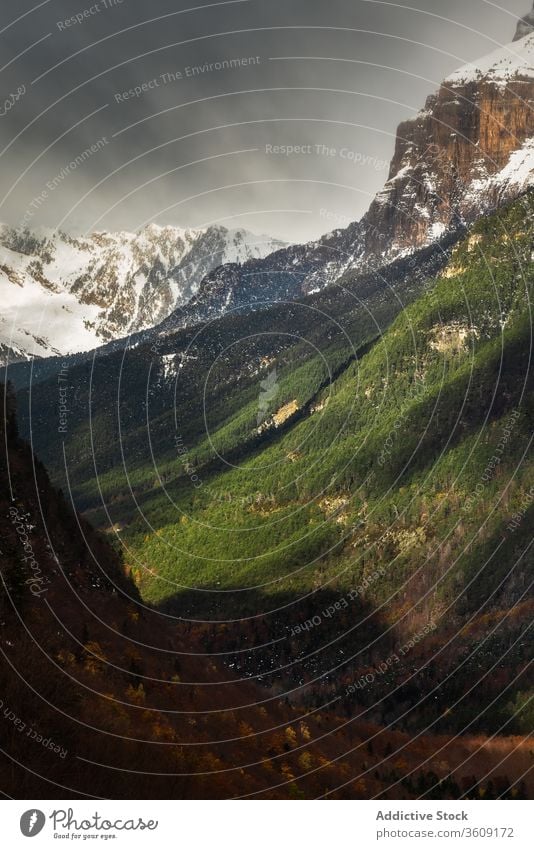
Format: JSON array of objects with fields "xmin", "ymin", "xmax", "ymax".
[{"xmin": 0, "ymin": 0, "xmax": 529, "ymax": 242}]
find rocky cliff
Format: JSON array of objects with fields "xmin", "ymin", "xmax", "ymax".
[{"xmin": 365, "ymin": 28, "xmax": 534, "ymax": 258}]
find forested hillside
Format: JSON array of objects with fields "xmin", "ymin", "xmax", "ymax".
[{"xmin": 4, "ymin": 383, "xmax": 530, "ymax": 798}]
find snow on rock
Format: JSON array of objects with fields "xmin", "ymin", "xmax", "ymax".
[
  {"xmin": 0, "ymin": 223, "xmax": 285, "ymax": 362},
  {"xmin": 446, "ymin": 32, "xmax": 534, "ymax": 88},
  {"xmin": 495, "ymin": 136, "xmax": 534, "ymax": 188}
]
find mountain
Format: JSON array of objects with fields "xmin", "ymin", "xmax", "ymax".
[
  {"xmin": 5, "ymin": 14, "xmax": 534, "ymax": 799},
  {"xmin": 154, "ymin": 219, "xmax": 368, "ymax": 334},
  {"xmin": 154, "ymin": 27, "xmax": 534, "ymax": 336},
  {"xmin": 12, "ymin": 23, "xmax": 534, "ymax": 494},
  {"xmin": 0, "ymin": 223, "xmax": 285, "ymax": 362},
  {"xmin": 364, "ymin": 31, "xmax": 534, "ymax": 259}
]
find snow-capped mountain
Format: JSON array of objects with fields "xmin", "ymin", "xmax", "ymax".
[
  {"xmin": 363, "ymin": 25, "xmax": 534, "ymax": 260},
  {"xmin": 0, "ymin": 223, "xmax": 285, "ymax": 362},
  {"xmin": 155, "ymin": 219, "xmax": 367, "ymax": 335}
]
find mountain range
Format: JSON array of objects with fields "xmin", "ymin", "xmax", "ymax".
[
  {"xmin": 0, "ymin": 223, "xmax": 285, "ymax": 362},
  {"xmin": 6, "ymin": 27, "xmax": 534, "ymax": 365}
]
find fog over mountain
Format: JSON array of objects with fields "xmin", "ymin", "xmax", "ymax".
[
  {"xmin": 0, "ymin": 0, "xmax": 528, "ymax": 243},
  {"xmin": 4, "ymin": 3, "xmax": 534, "ymax": 361}
]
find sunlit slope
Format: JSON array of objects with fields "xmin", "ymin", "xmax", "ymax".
[{"xmin": 121, "ymin": 193, "xmax": 533, "ymax": 621}]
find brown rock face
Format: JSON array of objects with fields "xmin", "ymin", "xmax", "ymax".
[{"xmin": 362, "ymin": 64, "xmax": 534, "ymax": 260}]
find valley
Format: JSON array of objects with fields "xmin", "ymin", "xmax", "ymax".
[{"xmin": 3, "ymin": 7, "xmax": 534, "ymax": 801}]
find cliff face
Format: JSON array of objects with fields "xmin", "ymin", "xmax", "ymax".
[{"xmin": 364, "ymin": 32, "xmax": 534, "ymax": 258}]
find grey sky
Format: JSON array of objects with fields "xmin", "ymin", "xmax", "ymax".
[{"xmin": 0, "ymin": 0, "xmax": 529, "ymax": 242}]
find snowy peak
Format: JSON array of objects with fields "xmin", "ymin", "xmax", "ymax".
[
  {"xmin": 0, "ymin": 223, "xmax": 285, "ymax": 362},
  {"xmin": 360, "ymin": 23, "xmax": 534, "ymax": 263}
]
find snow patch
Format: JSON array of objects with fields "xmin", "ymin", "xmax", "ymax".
[{"xmin": 446, "ymin": 32, "xmax": 534, "ymax": 88}]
